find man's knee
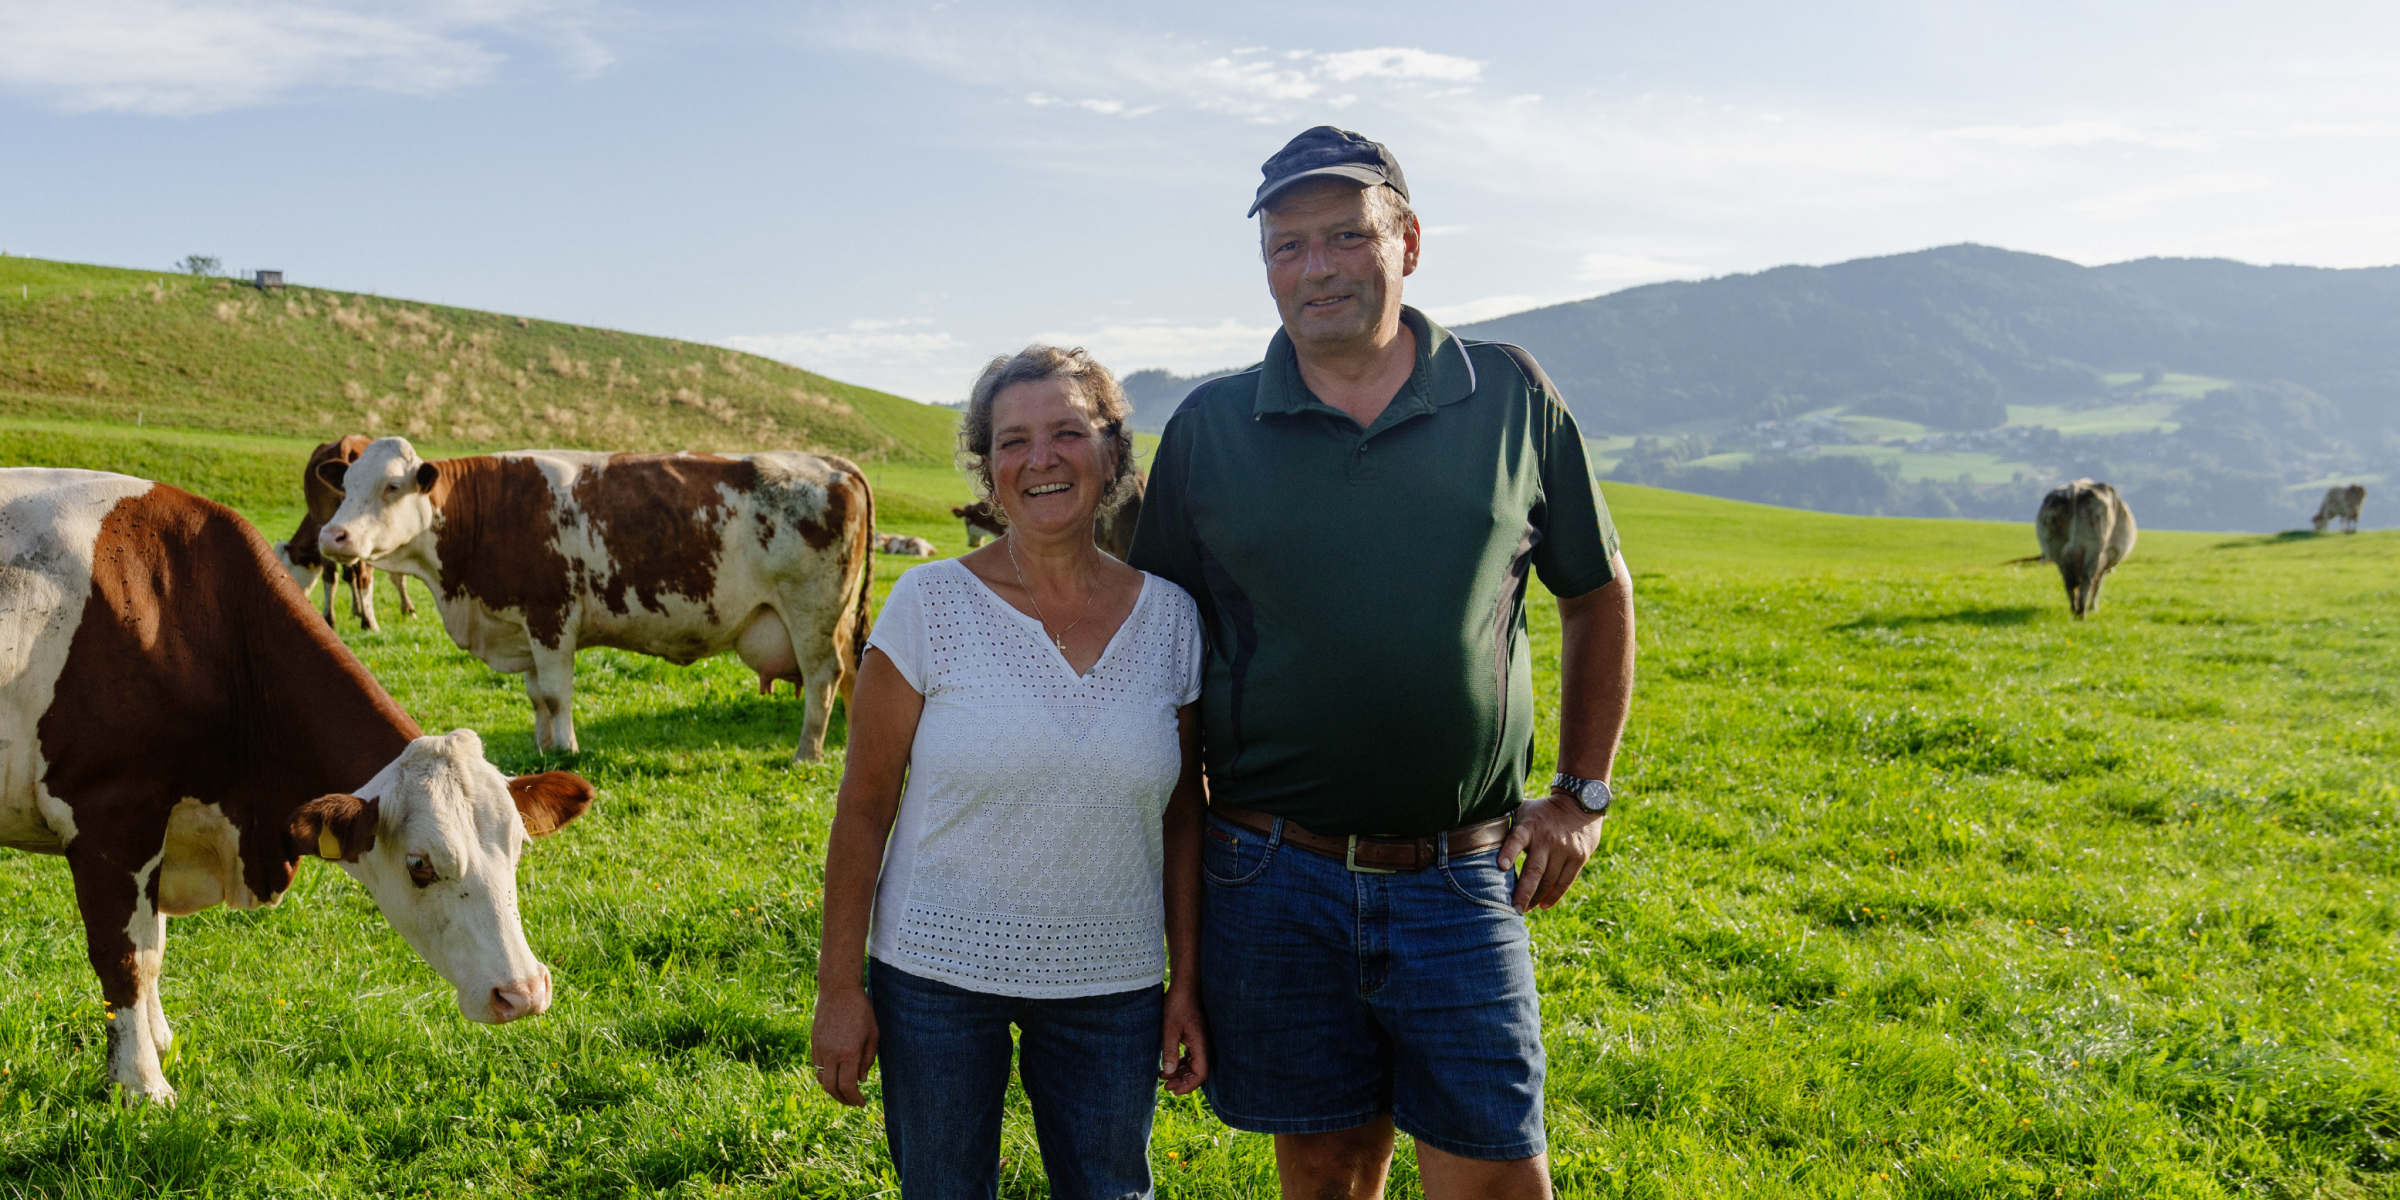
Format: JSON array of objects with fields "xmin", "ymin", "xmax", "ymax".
[
  {"xmin": 1274, "ymin": 1119, "xmax": 1396, "ymax": 1200},
  {"xmin": 1415, "ymin": 1141, "xmax": 1552, "ymax": 1200}
]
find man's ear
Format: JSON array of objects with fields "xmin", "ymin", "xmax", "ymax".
[
  {"xmin": 315, "ymin": 459, "xmax": 349, "ymax": 490},
  {"xmin": 415, "ymin": 461, "xmax": 440, "ymax": 492},
  {"xmin": 508, "ymin": 771, "xmax": 594, "ymax": 837},
  {"xmin": 290, "ymin": 794, "xmax": 380, "ymax": 862}
]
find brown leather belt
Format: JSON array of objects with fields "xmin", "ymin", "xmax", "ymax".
[{"xmin": 1209, "ymin": 805, "xmax": 1512, "ymax": 874}]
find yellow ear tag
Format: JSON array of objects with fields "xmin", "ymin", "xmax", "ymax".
[{"xmin": 318, "ymin": 828, "xmax": 343, "ymax": 860}]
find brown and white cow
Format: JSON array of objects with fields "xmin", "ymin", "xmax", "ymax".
[
  {"xmin": 2035, "ymin": 478, "xmax": 2138, "ymax": 619},
  {"xmin": 0, "ymin": 468, "xmax": 594, "ymax": 1103},
  {"xmin": 271, "ymin": 434, "xmax": 418, "ymax": 631},
  {"xmin": 2313, "ymin": 484, "xmax": 2367, "ymax": 534},
  {"xmin": 953, "ymin": 470, "xmax": 1147, "ymax": 559},
  {"xmin": 877, "ymin": 533, "xmax": 938, "ymax": 558},
  {"xmin": 954, "ymin": 500, "xmax": 1006, "ymax": 549},
  {"xmin": 317, "ymin": 438, "xmax": 875, "ymax": 761}
]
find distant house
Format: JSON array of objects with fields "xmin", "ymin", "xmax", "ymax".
[{"xmin": 254, "ymin": 270, "xmax": 283, "ymax": 290}]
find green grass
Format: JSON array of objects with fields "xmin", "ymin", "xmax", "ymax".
[
  {"xmin": 2099, "ymin": 373, "xmax": 2235, "ymax": 400},
  {"xmin": 2006, "ymin": 402, "xmax": 2184, "ymax": 439},
  {"xmin": 1818, "ymin": 444, "xmax": 2034, "ymax": 484},
  {"xmin": 4, "ymin": 448, "xmax": 2400, "ymax": 1196},
  {"xmin": 0, "ymin": 256, "xmax": 960, "ymax": 465}
]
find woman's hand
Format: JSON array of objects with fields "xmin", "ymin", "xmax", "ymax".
[
  {"xmin": 1159, "ymin": 985, "xmax": 1209, "ymax": 1096},
  {"xmin": 810, "ymin": 984, "xmax": 879, "ymax": 1107}
]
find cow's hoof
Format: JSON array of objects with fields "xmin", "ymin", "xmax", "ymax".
[{"xmin": 113, "ymin": 1077, "xmax": 176, "ymax": 1106}]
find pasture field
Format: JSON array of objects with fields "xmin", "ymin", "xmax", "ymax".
[
  {"xmin": 2, "ymin": 430, "xmax": 2399, "ymax": 1198},
  {"xmin": 0, "ymin": 256, "xmax": 958, "ymax": 466}
]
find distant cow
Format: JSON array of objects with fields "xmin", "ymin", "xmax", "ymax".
[
  {"xmin": 272, "ymin": 435, "xmax": 418, "ymax": 631},
  {"xmin": 319, "ymin": 438, "xmax": 875, "ymax": 761},
  {"xmin": 2314, "ymin": 484, "xmax": 2367, "ymax": 534},
  {"xmin": 878, "ymin": 533, "xmax": 938, "ymax": 557},
  {"xmin": 954, "ymin": 501, "xmax": 1006, "ymax": 549},
  {"xmin": 952, "ymin": 470, "xmax": 1147, "ymax": 559},
  {"xmin": 0, "ymin": 469, "xmax": 593, "ymax": 1102},
  {"xmin": 1096, "ymin": 471, "xmax": 1147, "ymax": 562},
  {"xmin": 2035, "ymin": 478, "xmax": 2137, "ymax": 619}
]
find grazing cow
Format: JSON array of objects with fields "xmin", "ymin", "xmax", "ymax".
[
  {"xmin": 0, "ymin": 468, "xmax": 594, "ymax": 1103},
  {"xmin": 272, "ymin": 434, "xmax": 418, "ymax": 631},
  {"xmin": 2313, "ymin": 484, "xmax": 2367, "ymax": 534},
  {"xmin": 953, "ymin": 471, "xmax": 1148, "ymax": 559},
  {"xmin": 1095, "ymin": 470, "xmax": 1147, "ymax": 562},
  {"xmin": 318, "ymin": 438, "xmax": 875, "ymax": 761},
  {"xmin": 2035, "ymin": 478, "xmax": 2138, "ymax": 619},
  {"xmin": 877, "ymin": 533, "xmax": 938, "ymax": 558},
  {"xmin": 954, "ymin": 500, "xmax": 1006, "ymax": 549}
]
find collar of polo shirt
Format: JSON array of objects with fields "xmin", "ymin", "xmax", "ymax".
[{"xmin": 1252, "ymin": 307, "xmax": 1482, "ymax": 431}]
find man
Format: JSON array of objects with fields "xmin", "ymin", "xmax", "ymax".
[{"xmin": 1129, "ymin": 126, "xmax": 1636, "ymax": 1198}]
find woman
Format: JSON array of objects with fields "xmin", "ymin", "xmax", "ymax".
[{"xmin": 810, "ymin": 345, "xmax": 1209, "ymax": 1200}]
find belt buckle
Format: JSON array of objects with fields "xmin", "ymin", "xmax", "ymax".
[{"xmin": 1345, "ymin": 835, "xmax": 1397, "ymax": 875}]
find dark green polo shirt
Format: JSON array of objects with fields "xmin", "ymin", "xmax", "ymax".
[{"xmin": 1129, "ymin": 307, "xmax": 1620, "ymax": 837}]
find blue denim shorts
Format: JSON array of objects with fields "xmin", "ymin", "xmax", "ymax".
[{"xmin": 1198, "ymin": 812, "xmax": 1545, "ymax": 1161}]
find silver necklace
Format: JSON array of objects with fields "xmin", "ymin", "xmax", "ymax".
[{"xmin": 1006, "ymin": 534, "xmax": 1089, "ymax": 652}]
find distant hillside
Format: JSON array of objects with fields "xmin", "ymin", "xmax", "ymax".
[
  {"xmin": 1456, "ymin": 245, "xmax": 2400, "ymax": 435},
  {"xmin": 1121, "ymin": 366, "xmax": 1246, "ymax": 434},
  {"xmin": 0, "ymin": 256, "xmax": 959, "ymax": 463},
  {"xmin": 1457, "ymin": 245, "xmax": 2400, "ymax": 531}
]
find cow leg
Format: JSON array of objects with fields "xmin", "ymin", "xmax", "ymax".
[
  {"xmin": 318, "ymin": 564, "xmax": 338, "ymax": 626},
  {"xmin": 796, "ymin": 654, "xmax": 842, "ymax": 764},
  {"xmin": 393, "ymin": 570, "xmax": 418, "ymax": 617},
  {"xmin": 524, "ymin": 644, "xmax": 580, "ymax": 754},
  {"xmin": 67, "ymin": 836, "xmax": 175, "ymax": 1103},
  {"xmin": 349, "ymin": 564, "xmax": 380, "ymax": 633}
]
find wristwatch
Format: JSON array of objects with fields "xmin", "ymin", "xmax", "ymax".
[{"xmin": 1549, "ymin": 772, "xmax": 1613, "ymax": 817}]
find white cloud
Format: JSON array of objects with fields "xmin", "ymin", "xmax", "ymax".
[
  {"xmin": 1421, "ymin": 293, "xmax": 1581, "ymax": 325},
  {"xmin": 1032, "ymin": 318, "xmax": 1276, "ymax": 377},
  {"xmin": 818, "ymin": 17, "xmax": 1490, "ymax": 123},
  {"xmin": 2070, "ymin": 172, "xmax": 2276, "ymax": 221},
  {"xmin": 0, "ymin": 0, "xmax": 605, "ymax": 114},
  {"xmin": 1942, "ymin": 120, "xmax": 2214, "ymax": 151},
  {"xmin": 1575, "ymin": 252, "xmax": 1712, "ymax": 287},
  {"xmin": 1315, "ymin": 47, "xmax": 1481, "ymax": 84},
  {"xmin": 721, "ymin": 319, "xmax": 978, "ymax": 401}
]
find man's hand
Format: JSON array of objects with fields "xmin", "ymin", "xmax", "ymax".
[{"xmin": 1497, "ymin": 792, "xmax": 1605, "ymax": 912}]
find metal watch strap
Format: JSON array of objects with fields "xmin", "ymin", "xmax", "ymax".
[{"xmin": 1550, "ymin": 772, "xmax": 1613, "ymax": 816}]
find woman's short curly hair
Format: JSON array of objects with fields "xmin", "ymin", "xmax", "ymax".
[{"xmin": 955, "ymin": 345, "xmax": 1139, "ymax": 525}]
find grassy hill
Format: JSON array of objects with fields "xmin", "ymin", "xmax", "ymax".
[
  {"xmin": 0, "ymin": 255, "xmax": 960, "ymax": 465},
  {"xmin": 2, "ymin": 469, "xmax": 2396, "ymax": 1196}
]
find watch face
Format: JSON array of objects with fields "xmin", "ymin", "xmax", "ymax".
[{"xmin": 1567, "ymin": 778, "xmax": 1608, "ymax": 813}]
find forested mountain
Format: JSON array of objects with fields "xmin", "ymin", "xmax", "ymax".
[
  {"xmin": 1455, "ymin": 244, "xmax": 2400, "ymax": 435},
  {"xmin": 1454, "ymin": 245, "xmax": 2400, "ymax": 531}
]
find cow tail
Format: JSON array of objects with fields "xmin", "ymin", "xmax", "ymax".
[{"xmin": 842, "ymin": 466, "xmax": 875, "ymax": 701}]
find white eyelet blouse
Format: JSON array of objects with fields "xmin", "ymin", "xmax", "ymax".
[{"xmin": 865, "ymin": 558, "xmax": 1205, "ymax": 998}]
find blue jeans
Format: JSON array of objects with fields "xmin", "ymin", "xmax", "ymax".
[
  {"xmin": 869, "ymin": 958, "xmax": 1162, "ymax": 1200},
  {"xmin": 1198, "ymin": 812, "xmax": 1547, "ymax": 1160}
]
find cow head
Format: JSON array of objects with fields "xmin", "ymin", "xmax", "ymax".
[
  {"xmin": 289, "ymin": 730, "xmax": 593, "ymax": 1025},
  {"xmin": 269, "ymin": 540, "xmax": 317, "ymax": 592},
  {"xmin": 319, "ymin": 436, "xmax": 440, "ymax": 564}
]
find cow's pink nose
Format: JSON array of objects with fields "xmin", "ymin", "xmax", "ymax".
[
  {"xmin": 488, "ymin": 969, "xmax": 552, "ymax": 1024},
  {"xmin": 319, "ymin": 526, "xmax": 353, "ymax": 557}
]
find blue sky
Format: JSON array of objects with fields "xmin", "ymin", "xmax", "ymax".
[{"xmin": 4, "ymin": 0, "xmax": 2397, "ymax": 401}]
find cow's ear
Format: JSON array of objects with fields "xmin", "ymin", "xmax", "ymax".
[
  {"xmin": 508, "ymin": 771, "xmax": 594, "ymax": 837},
  {"xmin": 290, "ymin": 794, "xmax": 380, "ymax": 862},
  {"xmin": 315, "ymin": 459, "xmax": 349, "ymax": 490},
  {"xmin": 415, "ymin": 461, "xmax": 440, "ymax": 492}
]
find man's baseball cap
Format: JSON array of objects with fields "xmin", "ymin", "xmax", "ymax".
[{"xmin": 1247, "ymin": 126, "xmax": 1410, "ymax": 217}]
